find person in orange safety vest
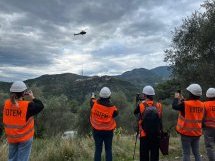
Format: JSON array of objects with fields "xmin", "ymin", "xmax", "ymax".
[
  {"xmin": 203, "ymin": 88, "xmax": 215, "ymax": 161},
  {"xmin": 172, "ymin": 83, "xmax": 204, "ymax": 161},
  {"xmin": 134, "ymin": 85, "xmax": 163, "ymax": 161},
  {"xmin": 90, "ymin": 87, "xmax": 118, "ymax": 161},
  {"xmin": 3, "ymin": 81, "xmax": 44, "ymax": 161}
]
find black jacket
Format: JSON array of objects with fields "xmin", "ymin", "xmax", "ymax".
[{"xmin": 26, "ymin": 98, "xmax": 44, "ymax": 121}]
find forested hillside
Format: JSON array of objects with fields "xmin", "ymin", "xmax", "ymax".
[{"xmin": 0, "ymin": 66, "xmax": 170, "ymax": 102}]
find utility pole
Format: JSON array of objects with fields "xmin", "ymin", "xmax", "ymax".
[{"xmin": 81, "ymin": 64, "xmax": 84, "ymax": 76}]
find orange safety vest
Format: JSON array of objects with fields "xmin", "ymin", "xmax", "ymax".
[
  {"xmin": 176, "ymin": 100, "xmax": 204, "ymax": 136},
  {"xmin": 90, "ymin": 100, "xmax": 117, "ymax": 131},
  {"xmin": 3, "ymin": 99, "xmax": 34, "ymax": 143},
  {"xmin": 204, "ymin": 100, "xmax": 215, "ymax": 128},
  {"xmin": 139, "ymin": 100, "xmax": 162, "ymax": 137}
]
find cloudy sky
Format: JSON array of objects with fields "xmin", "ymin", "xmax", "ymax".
[{"xmin": 0, "ymin": 0, "xmax": 204, "ymax": 82}]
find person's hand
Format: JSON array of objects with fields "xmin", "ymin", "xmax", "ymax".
[
  {"xmin": 175, "ymin": 92, "xmax": 184, "ymax": 104},
  {"xmin": 27, "ymin": 90, "xmax": 35, "ymax": 100},
  {"xmin": 175, "ymin": 92, "xmax": 184, "ymax": 98},
  {"xmin": 174, "ymin": 92, "xmax": 180, "ymax": 99}
]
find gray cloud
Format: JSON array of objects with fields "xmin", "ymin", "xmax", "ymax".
[{"xmin": 0, "ymin": 0, "xmax": 204, "ymax": 81}]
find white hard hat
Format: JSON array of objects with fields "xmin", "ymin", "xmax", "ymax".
[
  {"xmin": 186, "ymin": 84, "xmax": 202, "ymax": 96},
  {"xmin": 99, "ymin": 87, "xmax": 111, "ymax": 98},
  {"xmin": 10, "ymin": 81, "xmax": 27, "ymax": 92},
  {"xmin": 142, "ymin": 85, "xmax": 155, "ymax": 95},
  {"xmin": 206, "ymin": 88, "xmax": 215, "ymax": 98}
]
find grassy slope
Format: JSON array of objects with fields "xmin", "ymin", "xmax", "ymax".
[{"xmin": 0, "ymin": 135, "xmax": 207, "ymax": 161}]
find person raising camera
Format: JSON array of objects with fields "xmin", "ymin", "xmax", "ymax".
[
  {"xmin": 172, "ymin": 84, "xmax": 204, "ymax": 161},
  {"xmin": 90, "ymin": 87, "xmax": 118, "ymax": 161},
  {"xmin": 3, "ymin": 81, "xmax": 44, "ymax": 161}
]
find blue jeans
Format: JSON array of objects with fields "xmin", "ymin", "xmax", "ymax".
[
  {"xmin": 93, "ymin": 130, "xmax": 113, "ymax": 161},
  {"xmin": 8, "ymin": 138, "xmax": 33, "ymax": 161},
  {"xmin": 203, "ymin": 128, "xmax": 215, "ymax": 161},
  {"xmin": 181, "ymin": 135, "xmax": 202, "ymax": 161}
]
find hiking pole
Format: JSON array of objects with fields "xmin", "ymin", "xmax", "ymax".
[
  {"xmin": 133, "ymin": 130, "xmax": 139, "ymax": 160},
  {"xmin": 133, "ymin": 93, "xmax": 140, "ymax": 160}
]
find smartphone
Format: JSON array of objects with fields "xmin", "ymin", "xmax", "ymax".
[
  {"xmin": 177, "ymin": 90, "xmax": 181, "ymax": 94},
  {"xmin": 24, "ymin": 91, "xmax": 29, "ymax": 95},
  {"xmin": 91, "ymin": 92, "xmax": 95, "ymax": 98},
  {"xmin": 24, "ymin": 90, "xmax": 31, "ymax": 96}
]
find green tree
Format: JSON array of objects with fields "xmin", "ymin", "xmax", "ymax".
[
  {"xmin": 155, "ymin": 79, "xmax": 181, "ymax": 100},
  {"xmin": 36, "ymin": 95, "xmax": 77, "ymax": 137},
  {"xmin": 0, "ymin": 91, "xmax": 9, "ymax": 136},
  {"xmin": 164, "ymin": 0, "xmax": 215, "ymax": 91}
]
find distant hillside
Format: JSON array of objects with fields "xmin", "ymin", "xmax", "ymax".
[
  {"xmin": 0, "ymin": 66, "xmax": 170, "ymax": 102},
  {"xmin": 151, "ymin": 66, "xmax": 171, "ymax": 79},
  {"xmin": 116, "ymin": 66, "xmax": 170, "ymax": 87},
  {"xmin": 0, "ymin": 82, "xmax": 11, "ymax": 92},
  {"xmin": 0, "ymin": 74, "xmax": 138, "ymax": 103}
]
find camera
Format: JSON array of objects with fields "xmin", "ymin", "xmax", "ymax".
[
  {"xmin": 136, "ymin": 93, "xmax": 144, "ymax": 102},
  {"xmin": 177, "ymin": 90, "xmax": 181, "ymax": 94},
  {"xmin": 24, "ymin": 90, "xmax": 31, "ymax": 96},
  {"xmin": 91, "ymin": 92, "xmax": 96, "ymax": 98}
]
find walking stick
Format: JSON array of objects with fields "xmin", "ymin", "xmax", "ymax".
[
  {"xmin": 133, "ymin": 93, "xmax": 141, "ymax": 160},
  {"xmin": 133, "ymin": 130, "xmax": 139, "ymax": 160}
]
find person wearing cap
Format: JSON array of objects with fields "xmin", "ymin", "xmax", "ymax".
[
  {"xmin": 3, "ymin": 81, "xmax": 44, "ymax": 161},
  {"xmin": 134, "ymin": 85, "xmax": 162, "ymax": 161},
  {"xmin": 203, "ymin": 88, "xmax": 215, "ymax": 161},
  {"xmin": 90, "ymin": 87, "xmax": 118, "ymax": 161},
  {"xmin": 172, "ymin": 84, "xmax": 204, "ymax": 161}
]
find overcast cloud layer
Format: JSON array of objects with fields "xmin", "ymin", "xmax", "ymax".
[{"xmin": 0, "ymin": 0, "xmax": 204, "ymax": 82}]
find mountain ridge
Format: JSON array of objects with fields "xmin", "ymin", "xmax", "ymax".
[{"xmin": 0, "ymin": 66, "xmax": 170, "ymax": 102}]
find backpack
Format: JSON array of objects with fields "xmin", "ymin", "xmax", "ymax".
[{"xmin": 141, "ymin": 102, "xmax": 161, "ymax": 137}]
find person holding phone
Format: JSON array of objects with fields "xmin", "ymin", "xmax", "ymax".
[
  {"xmin": 90, "ymin": 87, "xmax": 118, "ymax": 161},
  {"xmin": 3, "ymin": 81, "xmax": 44, "ymax": 161},
  {"xmin": 172, "ymin": 84, "xmax": 204, "ymax": 161}
]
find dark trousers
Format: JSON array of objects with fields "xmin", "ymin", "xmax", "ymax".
[
  {"xmin": 140, "ymin": 136, "xmax": 159, "ymax": 161},
  {"xmin": 93, "ymin": 130, "xmax": 113, "ymax": 161}
]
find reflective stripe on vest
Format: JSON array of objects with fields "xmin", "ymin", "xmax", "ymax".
[
  {"xmin": 3, "ymin": 99, "xmax": 34, "ymax": 143},
  {"xmin": 90, "ymin": 101, "xmax": 117, "ymax": 130},
  {"xmin": 139, "ymin": 100, "xmax": 162, "ymax": 137},
  {"xmin": 204, "ymin": 101, "xmax": 215, "ymax": 128},
  {"xmin": 6, "ymin": 127, "xmax": 34, "ymax": 139},
  {"xmin": 176, "ymin": 100, "xmax": 204, "ymax": 136},
  {"xmin": 178, "ymin": 115, "xmax": 202, "ymax": 123},
  {"xmin": 4, "ymin": 117, "xmax": 34, "ymax": 129}
]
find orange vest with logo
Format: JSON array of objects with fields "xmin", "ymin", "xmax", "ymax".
[
  {"xmin": 3, "ymin": 99, "xmax": 34, "ymax": 143},
  {"xmin": 204, "ymin": 100, "xmax": 215, "ymax": 128},
  {"xmin": 176, "ymin": 100, "xmax": 204, "ymax": 136},
  {"xmin": 90, "ymin": 101, "xmax": 117, "ymax": 131},
  {"xmin": 139, "ymin": 100, "xmax": 162, "ymax": 137}
]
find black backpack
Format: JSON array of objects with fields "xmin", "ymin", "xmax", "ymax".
[{"xmin": 141, "ymin": 102, "xmax": 161, "ymax": 137}]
